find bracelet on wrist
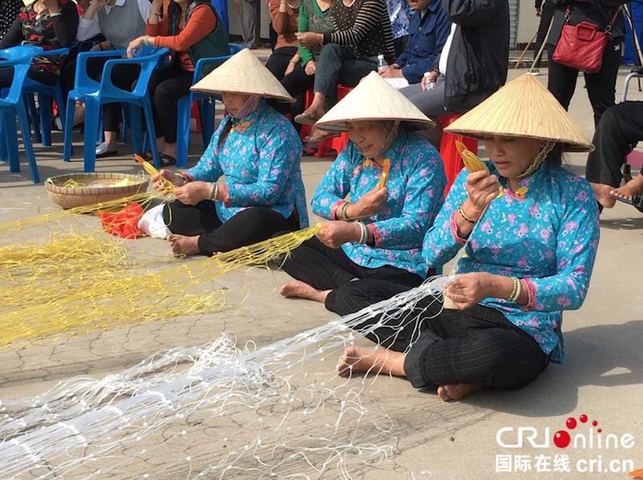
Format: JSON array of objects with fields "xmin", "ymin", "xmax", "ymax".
[
  {"xmin": 506, "ymin": 276, "xmax": 522, "ymax": 303},
  {"xmin": 357, "ymin": 222, "xmax": 368, "ymax": 244},
  {"xmin": 339, "ymin": 201, "xmax": 351, "ymax": 221},
  {"xmin": 458, "ymin": 205, "xmax": 478, "ymax": 224},
  {"xmin": 209, "ymin": 182, "xmax": 219, "ymax": 201}
]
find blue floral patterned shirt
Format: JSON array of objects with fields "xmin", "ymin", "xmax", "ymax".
[
  {"xmin": 312, "ymin": 130, "xmax": 446, "ymax": 277},
  {"xmin": 186, "ymin": 101, "xmax": 309, "ymax": 227},
  {"xmin": 423, "ymin": 161, "xmax": 600, "ymax": 363}
]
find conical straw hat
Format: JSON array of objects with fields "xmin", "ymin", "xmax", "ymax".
[
  {"xmin": 190, "ymin": 48, "xmax": 294, "ymax": 102},
  {"xmin": 444, "ymin": 74, "xmax": 592, "ymax": 152},
  {"xmin": 315, "ymin": 72, "xmax": 435, "ymax": 131}
]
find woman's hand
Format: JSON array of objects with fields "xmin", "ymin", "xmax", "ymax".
[
  {"xmin": 126, "ymin": 36, "xmax": 149, "ymax": 58},
  {"xmin": 285, "ymin": 59, "xmax": 297, "ymax": 76},
  {"xmin": 304, "ymin": 60, "xmax": 316, "ymax": 76},
  {"xmin": 445, "ymin": 272, "xmax": 493, "ymax": 310},
  {"xmin": 380, "ymin": 66, "xmax": 403, "ymax": 78},
  {"xmin": 351, "ymin": 186, "xmax": 388, "ymax": 218},
  {"xmin": 174, "ymin": 181, "xmax": 212, "ymax": 206},
  {"xmin": 43, "ymin": 0, "xmax": 61, "ymax": 14},
  {"xmin": 421, "ymin": 71, "xmax": 439, "ymax": 91},
  {"xmin": 297, "ymin": 32, "xmax": 323, "ymax": 49},
  {"xmin": 464, "ymin": 170, "xmax": 500, "ymax": 218},
  {"xmin": 151, "ymin": 169, "xmax": 181, "ymax": 193},
  {"xmin": 316, "ymin": 221, "xmax": 360, "ymax": 249}
]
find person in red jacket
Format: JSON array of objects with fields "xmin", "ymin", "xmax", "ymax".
[{"xmin": 127, "ymin": 0, "xmax": 229, "ymax": 166}]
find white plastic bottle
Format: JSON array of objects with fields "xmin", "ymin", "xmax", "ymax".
[{"xmin": 377, "ymin": 54, "xmax": 388, "ymax": 73}]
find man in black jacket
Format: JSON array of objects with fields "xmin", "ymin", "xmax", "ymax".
[{"xmin": 400, "ymin": 0, "xmax": 509, "ymax": 117}]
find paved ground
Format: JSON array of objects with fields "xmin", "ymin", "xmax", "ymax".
[{"xmin": 0, "ymin": 68, "xmax": 642, "ymax": 479}]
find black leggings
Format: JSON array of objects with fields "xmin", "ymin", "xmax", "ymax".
[
  {"xmin": 355, "ymin": 299, "xmax": 549, "ymax": 390},
  {"xmin": 547, "ymin": 37, "xmax": 621, "ymax": 126},
  {"xmin": 280, "ymin": 237, "xmax": 425, "ymax": 315},
  {"xmin": 148, "ymin": 64, "xmax": 193, "ymax": 144},
  {"xmin": 163, "ymin": 200, "xmax": 300, "ymax": 255}
]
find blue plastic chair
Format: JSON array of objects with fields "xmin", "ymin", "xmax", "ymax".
[
  {"xmin": 63, "ymin": 46, "xmax": 169, "ymax": 172},
  {"xmin": 175, "ymin": 44, "xmax": 242, "ymax": 167},
  {"xmin": 0, "ymin": 46, "xmax": 44, "ymax": 183},
  {"xmin": 23, "ymin": 46, "xmax": 71, "ymax": 147}
]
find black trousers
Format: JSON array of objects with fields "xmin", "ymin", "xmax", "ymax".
[
  {"xmin": 282, "ymin": 61, "xmax": 316, "ymax": 98},
  {"xmin": 61, "ymin": 57, "xmax": 140, "ymax": 131},
  {"xmin": 265, "ymin": 46, "xmax": 299, "ymax": 80},
  {"xmin": 0, "ymin": 65, "xmax": 58, "ymax": 88},
  {"xmin": 163, "ymin": 200, "xmax": 300, "ymax": 255},
  {"xmin": 586, "ymin": 101, "xmax": 643, "ymax": 187},
  {"xmin": 148, "ymin": 64, "xmax": 193, "ymax": 144},
  {"xmin": 355, "ymin": 299, "xmax": 549, "ymax": 390},
  {"xmin": 280, "ymin": 237, "xmax": 424, "ymax": 315},
  {"xmin": 547, "ymin": 38, "xmax": 622, "ymax": 126},
  {"xmin": 533, "ymin": 2, "xmax": 554, "ymax": 68},
  {"xmin": 585, "ymin": 102, "xmax": 643, "ymax": 187}
]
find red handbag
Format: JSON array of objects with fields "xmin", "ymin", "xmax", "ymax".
[{"xmin": 552, "ymin": 6, "xmax": 621, "ymax": 74}]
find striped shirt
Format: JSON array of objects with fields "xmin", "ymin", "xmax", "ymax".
[{"xmin": 323, "ymin": 0, "xmax": 395, "ymax": 63}]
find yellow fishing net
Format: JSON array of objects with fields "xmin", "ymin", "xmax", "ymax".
[{"xmin": 1, "ymin": 163, "xmax": 321, "ymax": 348}]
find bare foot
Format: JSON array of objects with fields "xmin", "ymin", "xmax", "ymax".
[
  {"xmin": 591, "ymin": 182, "xmax": 617, "ymax": 208},
  {"xmin": 168, "ymin": 234, "xmax": 200, "ymax": 257},
  {"xmin": 337, "ymin": 346, "xmax": 405, "ymax": 378},
  {"xmin": 437, "ymin": 384, "xmax": 484, "ymax": 402},
  {"xmin": 278, "ymin": 280, "xmax": 330, "ymax": 303},
  {"xmin": 609, "ymin": 174, "xmax": 643, "ymax": 206}
]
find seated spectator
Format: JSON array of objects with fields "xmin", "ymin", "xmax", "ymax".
[
  {"xmin": 151, "ymin": 49, "xmax": 309, "ymax": 257},
  {"xmin": 295, "ymin": 0, "xmax": 395, "ymax": 142},
  {"xmin": 587, "ymin": 101, "xmax": 643, "ymax": 213},
  {"xmin": 0, "ymin": 0, "xmax": 22, "ymax": 41},
  {"xmin": 62, "ymin": 0, "xmax": 150, "ymax": 158},
  {"xmin": 386, "ymin": 0, "xmax": 412, "ymax": 57},
  {"xmin": 265, "ymin": 0, "xmax": 299, "ymax": 79},
  {"xmin": 401, "ymin": 0, "xmax": 508, "ymax": 118},
  {"xmin": 380, "ymin": 0, "xmax": 451, "ymax": 85},
  {"xmin": 74, "ymin": 0, "xmax": 105, "ymax": 51},
  {"xmin": 280, "ymin": 0, "xmax": 334, "ymax": 106},
  {"xmin": 0, "ymin": 0, "xmax": 78, "ymax": 88},
  {"xmin": 279, "ymin": 72, "xmax": 445, "ymax": 316},
  {"xmin": 127, "ymin": 0, "xmax": 229, "ymax": 166},
  {"xmin": 337, "ymin": 75, "xmax": 599, "ymax": 402}
]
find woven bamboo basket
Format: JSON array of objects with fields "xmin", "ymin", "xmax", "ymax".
[{"xmin": 45, "ymin": 173, "xmax": 148, "ymax": 210}]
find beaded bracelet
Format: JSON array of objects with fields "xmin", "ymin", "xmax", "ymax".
[{"xmin": 458, "ymin": 205, "xmax": 478, "ymax": 224}]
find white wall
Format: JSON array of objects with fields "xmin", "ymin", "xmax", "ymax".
[{"xmin": 517, "ymin": 0, "xmax": 541, "ymax": 44}]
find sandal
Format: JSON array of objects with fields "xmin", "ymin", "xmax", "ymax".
[
  {"xmin": 138, "ymin": 152, "xmax": 177, "ymax": 167},
  {"xmin": 294, "ymin": 108, "xmax": 324, "ymax": 126},
  {"xmin": 304, "ymin": 127, "xmax": 339, "ymax": 144},
  {"xmin": 610, "ymin": 191, "xmax": 643, "ymax": 212},
  {"xmin": 159, "ymin": 153, "xmax": 177, "ymax": 167}
]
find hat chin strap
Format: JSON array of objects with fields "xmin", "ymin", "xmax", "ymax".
[
  {"xmin": 512, "ymin": 140, "xmax": 556, "ymax": 180},
  {"xmin": 368, "ymin": 121, "xmax": 400, "ymax": 161}
]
